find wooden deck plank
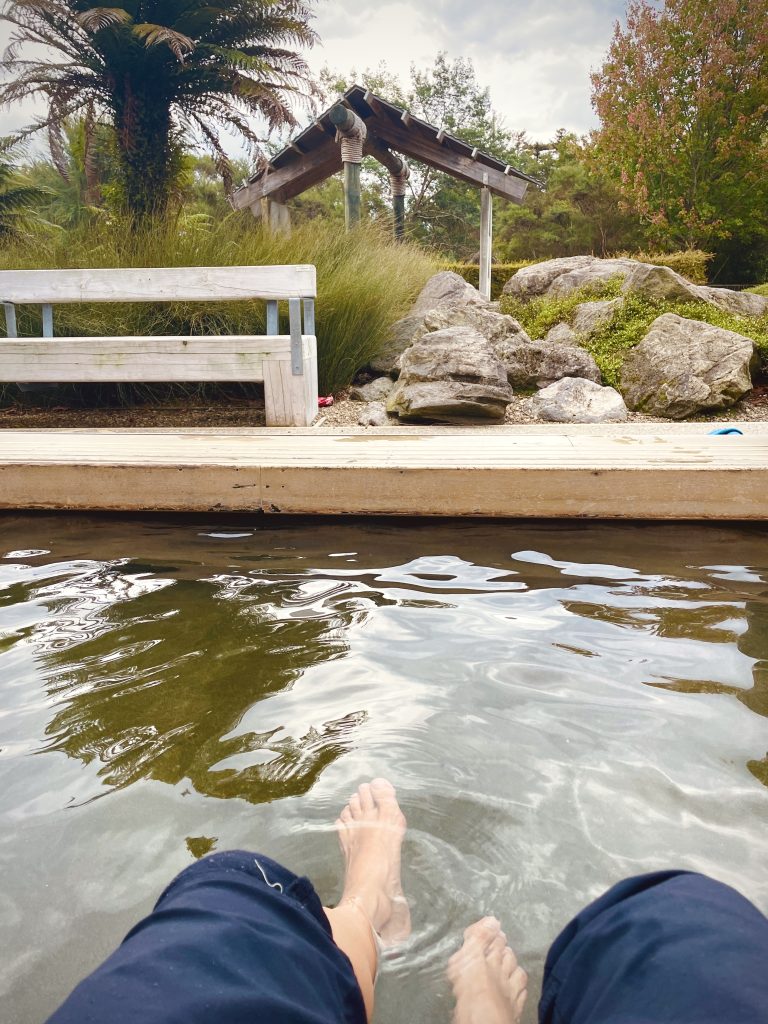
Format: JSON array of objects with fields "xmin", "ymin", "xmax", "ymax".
[{"xmin": 0, "ymin": 428, "xmax": 766, "ymax": 518}]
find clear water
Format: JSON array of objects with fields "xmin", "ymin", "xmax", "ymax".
[{"xmin": 1, "ymin": 514, "xmax": 767, "ymax": 1023}]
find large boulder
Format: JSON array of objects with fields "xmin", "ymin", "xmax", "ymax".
[
  {"xmin": 546, "ymin": 258, "xmax": 637, "ymax": 299},
  {"xmin": 369, "ymin": 312, "xmax": 430, "ymax": 375},
  {"xmin": 695, "ymin": 287, "xmax": 768, "ymax": 318},
  {"xmin": 349, "ymin": 376, "xmax": 395, "ymax": 402},
  {"xmin": 411, "ymin": 271, "xmax": 487, "ymax": 315},
  {"xmin": 620, "ymin": 313, "xmax": 756, "ymax": 419},
  {"xmin": 387, "ymin": 326, "xmax": 512, "ymax": 422},
  {"xmin": 572, "ymin": 298, "xmax": 622, "ymax": 337},
  {"xmin": 370, "ymin": 271, "xmax": 490, "ymax": 375},
  {"xmin": 502, "ymin": 256, "xmax": 601, "ymax": 300},
  {"xmin": 620, "ymin": 263, "xmax": 702, "ymax": 303},
  {"xmin": 423, "ymin": 301, "xmax": 531, "ymax": 345},
  {"xmin": 495, "ymin": 338, "xmax": 601, "ymax": 389},
  {"xmin": 530, "ymin": 377, "xmax": 628, "ymax": 423}
]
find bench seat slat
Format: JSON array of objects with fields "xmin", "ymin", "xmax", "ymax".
[
  {"xmin": 0, "ymin": 265, "xmax": 316, "ymax": 304},
  {"xmin": 0, "ymin": 335, "xmax": 314, "ymax": 383}
]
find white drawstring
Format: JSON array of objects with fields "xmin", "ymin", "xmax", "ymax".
[{"xmin": 253, "ymin": 857, "xmax": 283, "ymax": 894}]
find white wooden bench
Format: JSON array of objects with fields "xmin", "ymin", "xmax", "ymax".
[{"xmin": 0, "ymin": 265, "xmax": 319, "ymax": 426}]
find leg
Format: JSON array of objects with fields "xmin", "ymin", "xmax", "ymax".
[
  {"xmin": 324, "ymin": 778, "xmax": 411, "ymax": 1020},
  {"xmin": 45, "ymin": 850, "xmax": 367, "ymax": 1024},
  {"xmin": 540, "ymin": 870, "xmax": 768, "ymax": 1024},
  {"xmin": 448, "ymin": 917, "xmax": 528, "ymax": 1024}
]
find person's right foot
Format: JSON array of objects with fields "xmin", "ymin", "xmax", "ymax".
[
  {"xmin": 448, "ymin": 917, "xmax": 528, "ymax": 1024},
  {"xmin": 336, "ymin": 778, "xmax": 411, "ymax": 945}
]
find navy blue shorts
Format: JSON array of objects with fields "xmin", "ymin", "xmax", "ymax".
[
  {"xmin": 540, "ymin": 869, "xmax": 768, "ymax": 1024},
  {"xmin": 46, "ymin": 850, "xmax": 366, "ymax": 1024},
  {"xmin": 47, "ymin": 858, "xmax": 768, "ymax": 1024}
]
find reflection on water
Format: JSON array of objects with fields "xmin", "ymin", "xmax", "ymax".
[{"xmin": 1, "ymin": 515, "xmax": 767, "ymax": 1024}]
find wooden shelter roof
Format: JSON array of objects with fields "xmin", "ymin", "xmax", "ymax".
[{"xmin": 230, "ymin": 85, "xmax": 541, "ymax": 210}]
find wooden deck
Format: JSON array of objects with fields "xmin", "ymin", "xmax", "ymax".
[{"xmin": 0, "ymin": 426, "xmax": 766, "ymax": 518}]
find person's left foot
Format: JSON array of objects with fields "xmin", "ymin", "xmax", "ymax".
[
  {"xmin": 336, "ymin": 778, "xmax": 411, "ymax": 945},
  {"xmin": 448, "ymin": 917, "xmax": 528, "ymax": 1024}
]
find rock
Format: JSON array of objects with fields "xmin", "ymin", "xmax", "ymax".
[
  {"xmin": 495, "ymin": 338, "xmax": 601, "ymax": 389},
  {"xmin": 502, "ymin": 256, "xmax": 601, "ymax": 300},
  {"xmin": 620, "ymin": 263, "xmax": 701, "ymax": 303},
  {"xmin": 695, "ymin": 287, "xmax": 768, "ymax": 318},
  {"xmin": 387, "ymin": 326, "xmax": 512, "ymax": 422},
  {"xmin": 531, "ymin": 377, "xmax": 628, "ymax": 423},
  {"xmin": 620, "ymin": 313, "xmax": 756, "ymax": 419},
  {"xmin": 546, "ymin": 258, "xmax": 637, "ymax": 299},
  {"xmin": 411, "ymin": 271, "xmax": 487, "ymax": 315},
  {"xmin": 369, "ymin": 272, "xmax": 490, "ymax": 375},
  {"xmin": 572, "ymin": 298, "xmax": 622, "ymax": 337},
  {"xmin": 423, "ymin": 301, "xmax": 532, "ymax": 346},
  {"xmin": 369, "ymin": 311, "xmax": 431, "ymax": 375},
  {"xmin": 357, "ymin": 401, "xmax": 390, "ymax": 426},
  {"xmin": 545, "ymin": 322, "xmax": 579, "ymax": 346},
  {"xmin": 349, "ymin": 376, "xmax": 395, "ymax": 402}
]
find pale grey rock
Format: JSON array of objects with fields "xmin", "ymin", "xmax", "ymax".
[
  {"xmin": 695, "ymin": 286, "xmax": 768, "ymax": 318},
  {"xmin": 572, "ymin": 298, "xmax": 622, "ymax": 337},
  {"xmin": 545, "ymin": 322, "xmax": 579, "ymax": 346},
  {"xmin": 502, "ymin": 256, "xmax": 600, "ymax": 300},
  {"xmin": 620, "ymin": 313, "xmax": 756, "ymax": 419},
  {"xmin": 369, "ymin": 312, "xmax": 431, "ymax": 375},
  {"xmin": 545, "ymin": 259, "xmax": 636, "ymax": 299},
  {"xmin": 423, "ymin": 301, "xmax": 531, "ymax": 345},
  {"xmin": 349, "ymin": 376, "xmax": 395, "ymax": 402},
  {"xmin": 357, "ymin": 401, "xmax": 390, "ymax": 426},
  {"xmin": 411, "ymin": 271, "xmax": 487, "ymax": 315},
  {"xmin": 621, "ymin": 263, "xmax": 701, "ymax": 303},
  {"xmin": 495, "ymin": 338, "xmax": 601, "ymax": 389},
  {"xmin": 531, "ymin": 377, "xmax": 628, "ymax": 423},
  {"xmin": 388, "ymin": 326, "xmax": 512, "ymax": 422}
]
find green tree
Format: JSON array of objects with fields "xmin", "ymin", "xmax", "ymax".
[
  {"xmin": 0, "ymin": 0, "xmax": 316, "ymax": 220},
  {"xmin": 26, "ymin": 117, "xmax": 122, "ymax": 227},
  {"xmin": 592, "ymin": 0, "xmax": 768, "ymax": 279},
  {"xmin": 496, "ymin": 133, "xmax": 646, "ymax": 261},
  {"xmin": 0, "ymin": 137, "xmax": 48, "ymax": 237}
]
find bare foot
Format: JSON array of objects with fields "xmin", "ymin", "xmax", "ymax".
[
  {"xmin": 336, "ymin": 778, "xmax": 411, "ymax": 945},
  {"xmin": 448, "ymin": 917, "xmax": 528, "ymax": 1024}
]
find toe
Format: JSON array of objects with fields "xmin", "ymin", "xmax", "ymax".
[
  {"xmin": 349, "ymin": 792, "xmax": 362, "ymax": 818},
  {"xmin": 502, "ymin": 948, "xmax": 519, "ymax": 979},
  {"xmin": 339, "ymin": 806, "xmax": 353, "ymax": 825},
  {"xmin": 358, "ymin": 782, "xmax": 375, "ymax": 813},
  {"xmin": 371, "ymin": 778, "xmax": 397, "ymax": 801},
  {"xmin": 463, "ymin": 916, "xmax": 501, "ymax": 945}
]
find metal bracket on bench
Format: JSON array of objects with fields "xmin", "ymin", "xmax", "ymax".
[
  {"xmin": 3, "ymin": 302, "xmax": 17, "ymax": 338},
  {"xmin": 42, "ymin": 304, "xmax": 53, "ymax": 337},
  {"xmin": 266, "ymin": 299, "xmax": 278, "ymax": 336},
  {"xmin": 288, "ymin": 297, "xmax": 303, "ymax": 376}
]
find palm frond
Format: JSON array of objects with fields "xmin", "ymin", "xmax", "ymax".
[
  {"xmin": 76, "ymin": 7, "xmax": 132, "ymax": 32},
  {"xmin": 131, "ymin": 22, "xmax": 195, "ymax": 61}
]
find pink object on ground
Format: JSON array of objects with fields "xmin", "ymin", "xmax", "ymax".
[{"xmin": 318, "ymin": 396, "xmax": 334, "ymax": 407}]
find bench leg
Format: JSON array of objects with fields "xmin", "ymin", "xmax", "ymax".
[{"xmin": 263, "ymin": 339, "xmax": 318, "ymax": 426}]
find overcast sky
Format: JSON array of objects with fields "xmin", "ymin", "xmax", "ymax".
[{"xmin": 0, "ymin": 0, "xmax": 628, "ymax": 148}]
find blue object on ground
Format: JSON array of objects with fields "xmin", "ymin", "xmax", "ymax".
[{"xmin": 708, "ymin": 427, "xmax": 743, "ymax": 435}]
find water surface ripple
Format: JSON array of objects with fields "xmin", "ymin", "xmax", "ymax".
[{"xmin": 1, "ymin": 516, "xmax": 767, "ymax": 1023}]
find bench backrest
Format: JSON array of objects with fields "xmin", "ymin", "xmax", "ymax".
[{"xmin": 0, "ymin": 265, "xmax": 316, "ymax": 304}]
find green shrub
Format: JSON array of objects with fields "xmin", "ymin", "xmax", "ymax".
[
  {"xmin": 747, "ymin": 283, "xmax": 768, "ymax": 297},
  {"xmin": 0, "ymin": 216, "xmax": 436, "ymax": 397},
  {"xmin": 442, "ymin": 261, "xmax": 533, "ymax": 300},
  {"xmin": 500, "ymin": 277, "xmax": 625, "ymax": 341},
  {"xmin": 501, "ymin": 282, "xmax": 768, "ymax": 387}
]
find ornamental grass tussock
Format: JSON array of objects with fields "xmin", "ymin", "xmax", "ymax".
[{"xmin": 0, "ymin": 216, "xmax": 436, "ymax": 399}]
